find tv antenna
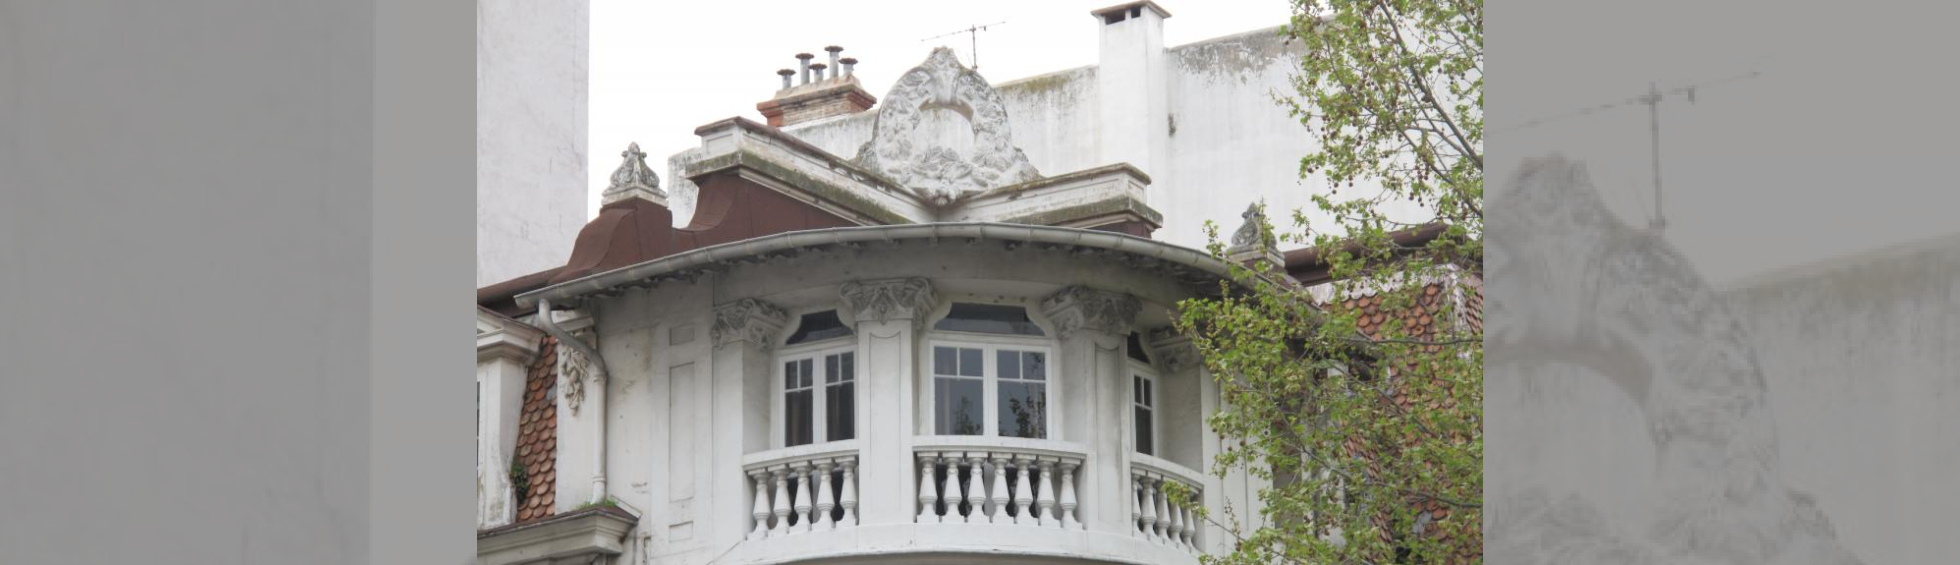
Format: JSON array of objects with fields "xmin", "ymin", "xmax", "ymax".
[
  {"xmin": 1497, "ymin": 68, "xmax": 1764, "ymax": 232},
  {"xmin": 921, "ymin": 20, "xmax": 1006, "ymax": 70}
]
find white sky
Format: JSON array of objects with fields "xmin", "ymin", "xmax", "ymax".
[{"xmin": 587, "ymin": 0, "xmax": 1294, "ymax": 218}]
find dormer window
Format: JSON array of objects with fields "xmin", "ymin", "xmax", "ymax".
[
  {"xmin": 928, "ymin": 302, "xmax": 1054, "ymax": 439},
  {"xmin": 779, "ymin": 310, "xmax": 857, "ymax": 448}
]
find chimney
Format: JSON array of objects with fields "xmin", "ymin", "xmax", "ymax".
[
  {"xmin": 1092, "ymin": 2, "xmax": 1171, "ymax": 204},
  {"xmin": 756, "ymin": 47, "xmax": 879, "ymax": 128}
]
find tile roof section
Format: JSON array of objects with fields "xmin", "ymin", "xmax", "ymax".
[{"xmin": 513, "ymin": 336, "xmax": 559, "ymax": 523}]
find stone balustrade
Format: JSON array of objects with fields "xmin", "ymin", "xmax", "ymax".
[
  {"xmin": 742, "ymin": 444, "xmax": 861, "ymax": 540},
  {"xmin": 1131, "ymin": 455, "xmax": 1204, "ymax": 551},
  {"xmin": 911, "ymin": 438, "xmax": 1089, "ymax": 529}
]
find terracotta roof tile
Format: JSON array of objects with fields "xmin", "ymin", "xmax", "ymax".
[{"xmin": 510, "ymin": 336, "xmax": 559, "ymax": 524}]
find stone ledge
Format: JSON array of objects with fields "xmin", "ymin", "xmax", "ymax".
[{"xmin": 476, "ymin": 506, "xmax": 639, "ymax": 565}]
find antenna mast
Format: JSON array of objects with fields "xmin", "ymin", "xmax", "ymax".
[{"xmin": 921, "ymin": 20, "xmax": 1006, "ymax": 69}]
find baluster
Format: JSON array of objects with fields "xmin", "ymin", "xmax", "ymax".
[
  {"xmin": 1059, "ymin": 460, "xmax": 1081, "ymax": 530},
  {"xmin": 839, "ymin": 459, "xmax": 859, "ymax": 527},
  {"xmin": 916, "ymin": 453, "xmax": 940, "ymax": 522},
  {"xmin": 960, "ymin": 453, "xmax": 981, "ymax": 522},
  {"xmin": 1184, "ymin": 505, "xmax": 1199, "ymax": 548},
  {"xmin": 1132, "ymin": 475, "xmax": 1145, "ymax": 536},
  {"xmin": 815, "ymin": 461, "xmax": 837, "ymax": 530},
  {"xmin": 791, "ymin": 461, "xmax": 814, "ymax": 533},
  {"xmin": 1010, "ymin": 456, "xmax": 1034, "ymax": 524},
  {"xmin": 1035, "ymin": 459, "xmax": 1057, "ymax": 527},
  {"xmin": 1144, "ymin": 476, "xmax": 1160, "ymax": 537},
  {"xmin": 748, "ymin": 469, "xmax": 771, "ymax": 540},
  {"xmin": 988, "ymin": 453, "xmax": 1009, "ymax": 523},
  {"xmin": 1139, "ymin": 475, "xmax": 1159, "ymax": 541},
  {"xmin": 1166, "ymin": 488, "xmax": 1184, "ymax": 547},
  {"xmin": 770, "ymin": 468, "xmax": 791, "ymax": 537}
]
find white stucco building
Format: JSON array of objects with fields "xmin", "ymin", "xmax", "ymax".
[
  {"xmin": 476, "ymin": 3, "xmax": 1470, "ymax": 564},
  {"xmin": 477, "ymin": 0, "xmax": 590, "ymax": 287}
]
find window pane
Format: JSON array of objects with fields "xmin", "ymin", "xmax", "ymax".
[
  {"xmin": 799, "ymin": 359, "xmax": 814, "ymax": 388},
  {"xmin": 934, "ymin": 346, "xmax": 956, "ymax": 375},
  {"xmin": 932, "ymin": 303, "xmax": 1046, "ymax": 336},
  {"xmin": 1144, "ymin": 379, "xmax": 1152, "ymax": 405},
  {"xmin": 826, "ymin": 354, "xmax": 840, "ymax": 384},
  {"xmin": 786, "ymin": 390, "xmax": 813, "ymax": 446},
  {"xmin": 785, "ymin": 361, "xmax": 799, "ymax": 389},
  {"xmin": 1133, "ymin": 375, "xmax": 1142, "ymax": 399},
  {"xmin": 936, "ymin": 377, "xmax": 984, "ymax": 435},
  {"xmin": 998, "ymin": 381, "xmax": 1047, "ymax": 438},
  {"xmin": 1126, "ymin": 332, "xmax": 1152, "ymax": 363},
  {"xmin": 958, "ymin": 348, "xmax": 983, "ymax": 377},
  {"xmin": 839, "ymin": 352, "xmax": 854, "ymax": 382},
  {"xmin": 1135, "ymin": 406, "xmax": 1154, "ymax": 455},
  {"xmin": 997, "ymin": 350, "xmax": 1020, "ymax": 380},
  {"xmin": 1021, "ymin": 351, "xmax": 1046, "ymax": 381},
  {"xmin": 826, "ymin": 382, "xmax": 855, "ymax": 441}
]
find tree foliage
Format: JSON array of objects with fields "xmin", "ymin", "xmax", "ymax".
[{"xmin": 1170, "ymin": 1, "xmax": 1482, "ymax": 563}]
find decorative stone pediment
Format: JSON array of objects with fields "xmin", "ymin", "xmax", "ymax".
[
  {"xmin": 854, "ymin": 47, "xmax": 1041, "ymax": 205},
  {"xmin": 711, "ymin": 298, "xmax": 789, "ymax": 350},
  {"xmin": 839, "ymin": 278, "xmax": 937, "ymax": 328},
  {"xmin": 603, "ymin": 142, "xmax": 666, "ymax": 206},
  {"xmin": 1040, "ymin": 286, "xmax": 1141, "ymax": 338}
]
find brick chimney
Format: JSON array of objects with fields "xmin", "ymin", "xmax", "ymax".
[{"xmin": 756, "ymin": 46, "xmax": 878, "ymax": 128}]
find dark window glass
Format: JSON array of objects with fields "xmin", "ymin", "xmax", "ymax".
[
  {"xmin": 1134, "ymin": 405, "xmax": 1154, "ymax": 455},
  {"xmin": 1021, "ymin": 351, "xmax": 1046, "ymax": 381},
  {"xmin": 935, "ymin": 377, "xmax": 984, "ymax": 435},
  {"xmin": 998, "ymin": 350, "xmax": 1020, "ymax": 380},
  {"xmin": 826, "ymin": 381, "xmax": 854, "ymax": 441},
  {"xmin": 786, "ymin": 389, "xmax": 813, "ymax": 446},
  {"xmin": 1126, "ymin": 332, "xmax": 1152, "ymax": 363},
  {"xmin": 958, "ymin": 348, "xmax": 983, "ymax": 377},
  {"xmin": 933, "ymin": 303, "xmax": 1046, "ymax": 336},
  {"xmin": 785, "ymin": 361, "xmax": 799, "ymax": 388},
  {"xmin": 785, "ymin": 310, "xmax": 853, "ymax": 345},
  {"xmin": 999, "ymin": 381, "xmax": 1047, "ymax": 438}
]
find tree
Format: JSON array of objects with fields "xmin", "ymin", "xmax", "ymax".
[{"xmin": 1169, "ymin": 1, "xmax": 1482, "ymax": 564}]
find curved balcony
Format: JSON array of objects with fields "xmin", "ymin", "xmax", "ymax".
[
  {"xmin": 913, "ymin": 436, "xmax": 1088, "ymax": 529},
  {"xmin": 1130, "ymin": 453, "xmax": 1205, "ymax": 552}
]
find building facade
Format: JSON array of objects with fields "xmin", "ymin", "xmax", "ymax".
[
  {"xmin": 477, "ymin": 0, "xmax": 590, "ymax": 287},
  {"xmin": 476, "ymin": 2, "xmax": 1471, "ymax": 564}
]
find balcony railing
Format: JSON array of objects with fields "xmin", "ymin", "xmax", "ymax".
[
  {"xmin": 1132, "ymin": 454, "xmax": 1205, "ymax": 552},
  {"xmin": 912, "ymin": 437, "xmax": 1089, "ymax": 529},
  {"xmin": 742, "ymin": 442, "xmax": 861, "ymax": 540}
]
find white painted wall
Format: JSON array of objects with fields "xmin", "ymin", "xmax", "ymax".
[
  {"xmin": 477, "ymin": 0, "xmax": 589, "ymax": 287},
  {"xmin": 1719, "ymin": 236, "xmax": 1960, "ymax": 565}
]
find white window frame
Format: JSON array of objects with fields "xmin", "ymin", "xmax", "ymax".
[
  {"xmin": 1130, "ymin": 361, "xmax": 1159, "ymax": 456},
  {"xmin": 773, "ymin": 338, "xmax": 858, "ymax": 450},
  {"xmin": 924, "ymin": 332, "xmax": 1059, "ymax": 440}
]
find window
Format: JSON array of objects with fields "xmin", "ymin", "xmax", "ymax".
[
  {"xmin": 786, "ymin": 310, "xmax": 853, "ymax": 345},
  {"xmin": 1133, "ymin": 371, "xmax": 1156, "ymax": 455},
  {"xmin": 933, "ymin": 303, "xmax": 1045, "ymax": 336},
  {"xmin": 931, "ymin": 344, "xmax": 1050, "ymax": 439},
  {"xmin": 782, "ymin": 348, "xmax": 855, "ymax": 447}
]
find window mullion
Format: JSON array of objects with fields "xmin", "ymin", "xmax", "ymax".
[{"xmin": 982, "ymin": 345, "xmax": 998, "ymax": 438}]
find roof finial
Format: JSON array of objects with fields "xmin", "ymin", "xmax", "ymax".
[
  {"xmin": 1226, "ymin": 200, "xmax": 1284, "ymax": 274},
  {"xmin": 604, "ymin": 142, "xmax": 666, "ymax": 206}
]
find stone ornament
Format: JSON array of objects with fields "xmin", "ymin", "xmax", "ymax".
[
  {"xmin": 1040, "ymin": 286, "xmax": 1141, "ymax": 338},
  {"xmin": 854, "ymin": 47, "xmax": 1040, "ymax": 204},
  {"xmin": 559, "ymin": 332, "xmax": 593, "ymax": 415},
  {"xmin": 604, "ymin": 142, "xmax": 666, "ymax": 203},
  {"xmin": 839, "ymin": 278, "xmax": 937, "ymax": 328},
  {"xmin": 1146, "ymin": 326, "xmax": 1201, "ymax": 374},
  {"xmin": 1226, "ymin": 202, "xmax": 1270, "ymax": 253},
  {"xmin": 711, "ymin": 298, "xmax": 790, "ymax": 350}
]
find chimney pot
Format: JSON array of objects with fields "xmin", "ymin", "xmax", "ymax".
[
  {"xmin": 796, "ymin": 53, "xmax": 814, "ymax": 85},
  {"xmin": 839, "ymin": 57, "xmax": 857, "ymax": 78},
  {"xmin": 809, "ymin": 62, "xmax": 828, "ymax": 83},
  {"xmin": 776, "ymin": 68, "xmax": 795, "ymax": 90},
  {"xmin": 825, "ymin": 46, "xmax": 842, "ymax": 80}
]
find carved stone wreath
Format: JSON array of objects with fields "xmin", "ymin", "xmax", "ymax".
[{"xmin": 854, "ymin": 47, "xmax": 1040, "ymax": 204}]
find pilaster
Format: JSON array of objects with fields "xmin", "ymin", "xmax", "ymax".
[
  {"xmin": 838, "ymin": 277, "xmax": 937, "ymax": 525},
  {"xmin": 1040, "ymin": 285, "xmax": 1140, "ymax": 534},
  {"xmin": 709, "ymin": 298, "xmax": 787, "ymax": 549}
]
